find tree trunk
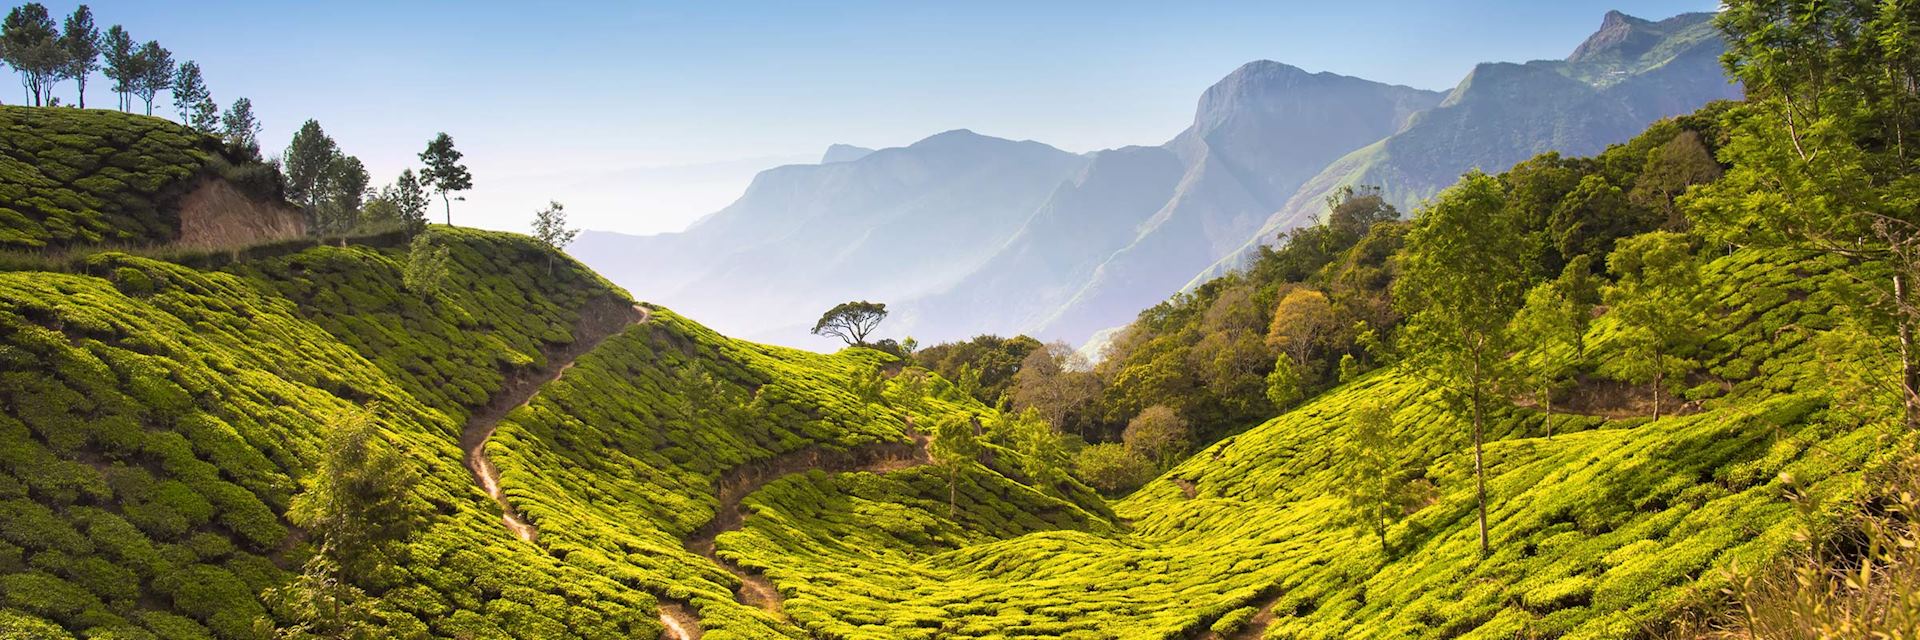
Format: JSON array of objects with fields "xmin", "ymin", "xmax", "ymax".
[
  {"xmin": 1472, "ymin": 360, "xmax": 1488, "ymax": 557},
  {"xmin": 1543, "ymin": 383, "xmax": 1553, "ymax": 440},
  {"xmin": 76, "ymin": 78, "xmax": 84, "ymax": 109},
  {"xmin": 1898, "ymin": 273, "xmax": 1920, "ymax": 429},
  {"xmin": 442, "ymin": 193, "xmax": 453, "ymax": 227},
  {"xmin": 1652, "ymin": 367, "xmax": 1662, "ymax": 421}
]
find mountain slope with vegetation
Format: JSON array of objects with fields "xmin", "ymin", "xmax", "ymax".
[
  {"xmin": 1207, "ymin": 11, "xmax": 1740, "ymax": 289},
  {"xmin": 8, "ymin": 3, "xmax": 1920, "ymax": 639},
  {"xmin": 572, "ymin": 10, "xmax": 1735, "ymax": 350}
]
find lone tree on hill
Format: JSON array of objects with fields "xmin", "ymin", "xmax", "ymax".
[
  {"xmin": 812, "ymin": 300, "xmax": 887, "ymax": 346},
  {"xmin": 58, "ymin": 5, "xmax": 97, "ymax": 108},
  {"xmin": 272, "ymin": 408, "xmax": 423, "ymax": 637},
  {"xmin": 419, "ymin": 132, "xmax": 472, "ymax": 226},
  {"xmin": 1394, "ymin": 171, "xmax": 1531, "ymax": 558},
  {"xmin": 531, "ymin": 200, "xmax": 579, "ymax": 274}
]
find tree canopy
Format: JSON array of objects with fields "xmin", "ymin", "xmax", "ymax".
[{"xmin": 812, "ymin": 300, "xmax": 887, "ymax": 346}]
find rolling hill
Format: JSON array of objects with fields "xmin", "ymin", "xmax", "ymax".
[{"xmin": 0, "ymin": 91, "xmax": 1902, "ymax": 640}]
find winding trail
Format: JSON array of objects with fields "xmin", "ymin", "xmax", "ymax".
[
  {"xmin": 457, "ymin": 300, "xmax": 934, "ymax": 640},
  {"xmin": 459, "ymin": 298, "xmax": 648, "ymax": 543},
  {"xmin": 681, "ymin": 431, "xmax": 933, "ymax": 620},
  {"xmin": 1197, "ymin": 591, "xmax": 1281, "ymax": 640}
]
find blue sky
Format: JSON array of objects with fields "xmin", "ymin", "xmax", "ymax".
[{"xmin": 21, "ymin": 1, "xmax": 1719, "ymax": 234}]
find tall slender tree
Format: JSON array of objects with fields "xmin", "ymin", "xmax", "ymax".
[
  {"xmin": 284, "ymin": 119, "xmax": 340, "ymax": 224},
  {"xmin": 531, "ymin": 200, "xmax": 579, "ymax": 274},
  {"xmin": 220, "ymin": 97, "xmax": 260, "ymax": 155},
  {"xmin": 1506, "ymin": 256, "xmax": 1597, "ymax": 437},
  {"xmin": 388, "ymin": 169, "xmax": 430, "ymax": 235},
  {"xmin": 322, "ymin": 155, "xmax": 369, "ymax": 233},
  {"xmin": 58, "ymin": 5, "xmax": 97, "ymax": 108},
  {"xmin": 172, "ymin": 60, "xmax": 208, "ymax": 123},
  {"xmin": 1394, "ymin": 171, "xmax": 1530, "ymax": 557},
  {"xmin": 100, "ymin": 24, "xmax": 130, "ymax": 110},
  {"xmin": 129, "ymin": 40, "xmax": 171, "ymax": 115},
  {"xmin": 418, "ymin": 133, "xmax": 471, "ymax": 226},
  {"xmin": 2, "ymin": 3, "xmax": 59, "ymax": 106},
  {"xmin": 929, "ymin": 414, "xmax": 982, "ymax": 516}
]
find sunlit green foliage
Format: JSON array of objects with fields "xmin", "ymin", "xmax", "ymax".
[{"xmin": 0, "ymin": 231, "xmax": 662, "ymax": 639}]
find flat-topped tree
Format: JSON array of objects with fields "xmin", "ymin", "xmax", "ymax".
[
  {"xmin": 813, "ymin": 300, "xmax": 887, "ymax": 346},
  {"xmin": 419, "ymin": 132, "xmax": 472, "ymax": 227}
]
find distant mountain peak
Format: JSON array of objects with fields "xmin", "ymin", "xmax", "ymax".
[
  {"xmin": 1567, "ymin": 9, "xmax": 1714, "ymax": 64},
  {"xmin": 907, "ymin": 128, "xmax": 1051, "ymax": 153},
  {"xmin": 821, "ymin": 144, "xmax": 873, "ymax": 164}
]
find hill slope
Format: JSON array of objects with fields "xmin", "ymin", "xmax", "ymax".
[
  {"xmin": 0, "ymin": 106, "xmax": 300, "ymax": 252},
  {"xmin": 0, "ymin": 102, "xmax": 1897, "ymax": 639}
]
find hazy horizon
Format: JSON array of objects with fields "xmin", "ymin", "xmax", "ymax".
[{"xmin": 26, "ymin": 0, "xmax": 1717, "ymax": 235}]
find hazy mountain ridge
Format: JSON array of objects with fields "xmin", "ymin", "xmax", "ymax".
[
  {"xmin": 576, "ymin": 10, "xmax": 1735, "ymax": 348},
  {"xmin": 571, "ymin": 129, "xmax": 1087, "ymax": 342},
  {"xmin": 1189, "ymin": 10, "xmax": 1739, "ymax": 292}
]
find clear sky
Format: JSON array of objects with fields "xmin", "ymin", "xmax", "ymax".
[{"xmin": 21, "ymin": 1, "xmax": 1719, "ymax": 234}]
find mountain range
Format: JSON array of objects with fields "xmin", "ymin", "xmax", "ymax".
[{"xmin": 571, "ymin": 10, "xmax": 1740, "ymax": 348}]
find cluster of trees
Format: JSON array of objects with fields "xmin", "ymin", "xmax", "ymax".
[
  {"xmin": 282, "ymin": 123, "xmax": 472, "ymax": 237},
  {"xmin": 821, "ymin": 1, "xmax": 1914, "ymax": 523},
  {"xmin": 2, "ymin": 3, "xmax": 490, "ymax": 248},
  {"xmin": 902, "ymin": 74, "xmax": 1733, "ymax": 502},
  {"xmin": 0, "ymin": 2, "xmax": 250, "ymax": 125}
]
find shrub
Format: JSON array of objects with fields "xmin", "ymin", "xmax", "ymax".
[{"xmin": 1073, "ymin": 444, "xmax": 1154, "ymax": 494}]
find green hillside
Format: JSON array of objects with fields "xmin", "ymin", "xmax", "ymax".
[
  {"xmin": 0, "ymin": 106, "xmax": 286, "ymax": 252},
  {"xmin": 0, "ymin": 218, "xmax": 1077, "ymax": 638},
  {"xmin": 3, "ymin": 5, "xmax": 1918, "ymax": 639}
]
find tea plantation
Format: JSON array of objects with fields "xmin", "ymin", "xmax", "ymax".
[
  {"xmin": 0, "ymin": 106, "xmax": 275, "ymax": 251},
  {"xmin": 651, "ymin": 247, "xmax": 1879, "ymax": 638},
  {"xmin": 0, "ymin": 108, "xmax": 1901, "ymax": 638}
]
